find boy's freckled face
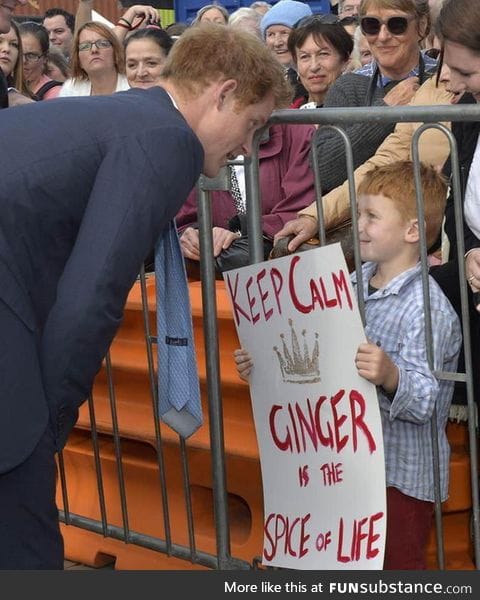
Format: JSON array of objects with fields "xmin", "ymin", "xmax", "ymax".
[{"xmin": 357, "ymin": 193, "xmax": 409, "ymax": 264}]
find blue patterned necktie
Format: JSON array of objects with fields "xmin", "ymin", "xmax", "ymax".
[{"xmin": 155, "ymin": 221, "xmax": 202, "ymax": 437}]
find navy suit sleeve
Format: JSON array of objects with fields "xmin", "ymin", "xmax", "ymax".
[{"xmin": 40, "ymin": 126, "xmax": 202, "ymax": 446}]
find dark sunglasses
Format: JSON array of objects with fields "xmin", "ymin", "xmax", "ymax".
[{"xmin": 360, "ymin": 15, "xmax": 415, "ymax": 36}]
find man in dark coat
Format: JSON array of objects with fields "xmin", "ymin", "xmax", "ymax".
[{"xmin": 0, "ymin": 23, "xmax": 290, "ymax": 569}]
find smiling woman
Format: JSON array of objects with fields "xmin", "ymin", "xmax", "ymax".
[
  {"xmin": 288, "ymin": 17, "xmax": 353, "ymax": 108},
  {"xmin": 124, "ymin": 27, "xmax": 173, "ymax": 89},
  {"xmin": 59, "ymin": 21, "xmax": 129, "ymax": 97},
  {"xmin": 428, "ymin": 0, "xmax": 480, "ymax": 408},
  {"xmin": 260, "ymin": 0, "xmax": 313, "ymax": 101}
]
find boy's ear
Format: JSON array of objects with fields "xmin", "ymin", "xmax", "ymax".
[{"xmin": 405, "ymin": 219, "xmax": 420, "ymax": 243}]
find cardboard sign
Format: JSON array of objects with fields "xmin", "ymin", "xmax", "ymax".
[{"xmin": 224, "ymin": 244, "xmax": 386, "ymax": 570}]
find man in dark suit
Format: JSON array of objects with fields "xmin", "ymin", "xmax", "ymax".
[{"xmin": 0, "ymin": 23, "xmax": 290, "ymax": 568}]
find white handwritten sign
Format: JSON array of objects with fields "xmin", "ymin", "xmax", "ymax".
[{"xmin": 224, "ymin": 244, "xmax": 386, "ymax": 570}]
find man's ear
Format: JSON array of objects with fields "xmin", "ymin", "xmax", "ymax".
[
  {"xmin": 215, "ymin": 79, "xmax": 238, "ymax": 110},
  {"xmin": 405, "ymin": 219, "xmax": 420, "ymax": 243}
]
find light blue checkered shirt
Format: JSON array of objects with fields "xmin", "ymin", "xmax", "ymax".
[
  {"xmin": 351, "ymin": 262, "xmax": 462, "ymax": 501},
  {"xmin": 355, "ymin": 52, "xmax": 438, "ymax": 88}
]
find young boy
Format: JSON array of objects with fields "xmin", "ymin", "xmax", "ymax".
[{"xmin": 235, "ymin": 160, "xmax": 462, "ymax": 570}]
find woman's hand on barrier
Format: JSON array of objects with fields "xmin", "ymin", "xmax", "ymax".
[
  {"xmin": 180, "ymin": 227, "xmax": 240, "ymax": 260},
  {"xmin": 274, "ymin": 215, "xmax": 319, "ymax": 253},
  {"xmin": 212, "ymin": 227, "xmax": 241, "ymax": 257},
  {"xmin": 466, "ymin": 248, "xmax": 480, "ymax": 311},
  {"xmin": 233, "ymin": 348, "xmax": 253, "ymax": 382},
  {"xmin": 179, "ymin": 227, "xmax": 200, "ymax": 261},
  {"xmin": 383, "ymin": 77, "xmax": 419, "ymax": 106}
]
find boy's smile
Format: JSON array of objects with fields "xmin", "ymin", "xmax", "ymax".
[{"xmin": 357, "ymin": 193, "xmax": 415, "ymax": 268}]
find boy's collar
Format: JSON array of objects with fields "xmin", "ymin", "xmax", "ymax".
[{"xmin": 353, "ymin": 262, "xmax": 422, "ymax": 296}]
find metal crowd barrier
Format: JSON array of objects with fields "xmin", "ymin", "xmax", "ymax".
[{"xmin": 58, "ymin": 102, "xmax": 480, "ymax": 571}]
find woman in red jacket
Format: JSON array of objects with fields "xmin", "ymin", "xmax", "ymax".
[{"xmin": 176, "ymin": 121, "xmax": 316, "ymax": 276}]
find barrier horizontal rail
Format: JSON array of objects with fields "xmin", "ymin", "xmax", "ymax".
[{"xmin": 269, "ymin": 104, "xmax": 480, "ymax": 126}]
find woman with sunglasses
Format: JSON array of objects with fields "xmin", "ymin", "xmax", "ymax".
[
  {"xmin": 19, "ymin": 21, "xmax": 61, "ymax": 100},
  {"xmin": 275, "ymin": 0, "xmax": 435, "ymax": 248},
  {"xmin": 305, "ymin": 45, "xmax": 456, "ymax": 233},
  {"xmin": 59, "ymin": 22, "xmax": 129, "ymax": 97}
]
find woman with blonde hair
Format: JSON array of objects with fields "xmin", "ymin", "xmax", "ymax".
[
  {"xmin": 0, "ymin": 20, "xmax": 29, "ymax": 96},
  {"xmin": 60, "ymin": 21, "xmax": 129, "ymax": 97}
]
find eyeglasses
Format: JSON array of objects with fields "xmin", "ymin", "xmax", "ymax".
[
  {"xmin": 23, "ymin": 52, "xmax": 44, "ymax": 63},
  {"xmin": 360, "ymin": 15, "xmax": 415, "ymax": 36},
  {"xmin": 295, "ymin": 14, "xmax": 340, "ymax": 28},
  {"xmin": 78, "ymin": 39, "xmax": 112, "ymax": 52}
]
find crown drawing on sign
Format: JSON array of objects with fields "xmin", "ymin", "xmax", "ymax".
[{"xmin": 273, "ymin": 319, "xmax": 320, "ymax": 384}]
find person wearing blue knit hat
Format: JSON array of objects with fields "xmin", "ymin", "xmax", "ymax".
[
  {"xmin": 260, "ymin": 1, "xmax": 312, "ymax": 101},
  {"xmin": 260, "ymin": 0, "xmax": 312, "ymax": 42}
]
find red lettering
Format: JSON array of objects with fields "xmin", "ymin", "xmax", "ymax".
[
  {"xmin": 366, "ymin": 512, "xmax": 383, "ymax": 559},
  {"xmin": 295, "ymin": 398, "xmax": 318, "ymax": 452},
  {"xmin": 263, "ymin": 513, "xmax": 276, "ymax": 561},
  {"xmin": 263, "ymin": 513, "xmax": 311, "ymax": 561},
  {"xmin": 353, "ymin": 517, "xmax": 369, "ymax": 561},
  {"xmin": 257, "ymin": 268, "xmax": 273, "ymax": 321},
  {"xmin": 337, "ymin": 512, "xmax": 384, "ymax": 563},
  {"xmin": 226, "ymin": 272, "xmax": 250, "ymax": 326},
  {"xmin": 337, "ymin": 517, "xmax": 349, "ymax": 563},
  {"xmin": 349, "ymin": 390, "xmax": 377, "ymax": 454},
  {"xmin": 288, "ymin": 403, "xmax": 301, "ymax": 453},
  {"xmin": 320, "ymin": 277, "xmax": 337, "ymax": 308},
  {"xmin": 319, "ymin": 462, "xmax": 343, "ymax": 486},
  {"xmin": 309, "ymin": 279, "xmax": 324, "ymax": 310},
  {"xmin": 270, "ymin": 268, "xmax": 283, "ymax": 315},
  {"xmin": 298, "ymin": 464, "xmax": 310, "ymax": 487},
  {"xmin": 289, "ymin": 255, "xmax": 312, "ymax": 314},
  {"xmin": 269, "ymin": 405, "xmax": 292, "ymax": 452},
  {"xmin": 246, "ymin": 275, "xmax": 260, "ymax": 324},
  {"xmin": 331, "ymin": 389, "xmax": 348, "ymax": 452},
  {"xmin": 314, "ymin": 395, "xmax": 334, "ymax": 449},
  {"xmin": 269, "ymin": 390, "xmax": 373, "ymax": 455},
  {"xmin": 333, "ymin": 270, "xmax": 353, "ymax": 310},
  {"xmin": 299, "ymin": 513, "xmax": 311, "ymax": 558}
]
